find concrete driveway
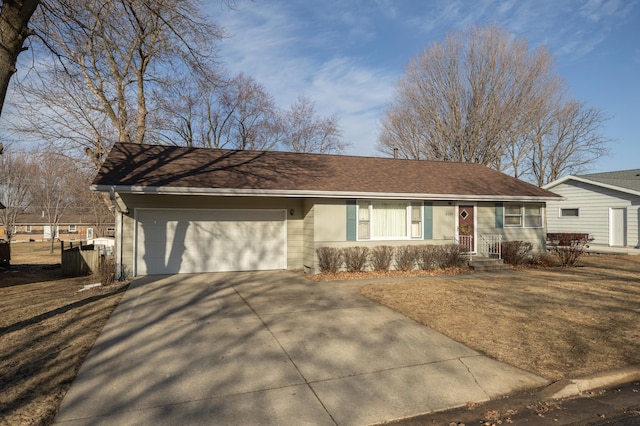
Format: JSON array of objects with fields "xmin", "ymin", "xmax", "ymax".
[{"xmin": 54, "ymin": 271, "xmax": 548, "ymax": 425}]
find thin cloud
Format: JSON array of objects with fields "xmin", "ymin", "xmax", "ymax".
[
  {"xmin": 210, "ymin": 0, "xmax": 638, "ymax": 159},
  {"xmin": 213, "ymin": 1, "xmax": 398, "ymax": 154},
  {"xmin": 403, "ymin": 0, "xmax": 638, "ymax": 60},
  {"xmin": 578, "ymin": 0, "xmax": 632, "ymax": 22}
]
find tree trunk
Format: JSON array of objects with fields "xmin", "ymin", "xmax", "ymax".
[{"xmin": 0, "ymin": 0, "xmax": 40, "ymax": 116}]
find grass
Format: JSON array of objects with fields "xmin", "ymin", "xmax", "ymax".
[
  {"xmin": 0, "ymin": 242, "xmax": 128, "ymax": 425},
  {"xmin": 360, "ymin": 254, "xmax": 640, "ymax": 381}
]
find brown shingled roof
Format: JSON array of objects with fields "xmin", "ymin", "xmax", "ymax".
[{"xmin": 93, "ymin": 142, "xmax": 559, "ymax": 199}]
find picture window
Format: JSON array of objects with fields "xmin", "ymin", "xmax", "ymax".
[{"xmin": 357, "ymin": 201, "xmax": 423, "ymax": 240}]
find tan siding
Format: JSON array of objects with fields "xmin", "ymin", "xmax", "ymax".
[
  {"xmin": 546, "ymin": 181, "xmax": 640, "ymax": 247},
  {"xmin": 313, "ymin": 201, "xmax": 347, "ymax": 243},
  {"xmin": 287, "ymin": 216, "xmax": 303, "ymax": 270},
  {"xmin": 302, "ymin": 200, "xmax": 315, "ymax": 273},
  {"xmin": 476, "ymin": 202, "xmax": 546, "ymax": 251},
  {"xmin": 433, "ymin": 203, "xmax": 456, "ymax": 241},
  {"xmin": 121, "ymin": 214, "xmax": 135, "ymax": 275}
]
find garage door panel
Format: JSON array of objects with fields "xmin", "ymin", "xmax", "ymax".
[{"xmin": 136, "ymin": 209, "xmax": 286, "ymax": 275}]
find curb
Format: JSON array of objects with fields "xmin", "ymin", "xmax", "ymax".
[{"xmin": 538, "ymin": 364, "xmax": 640, "ymax": 400}]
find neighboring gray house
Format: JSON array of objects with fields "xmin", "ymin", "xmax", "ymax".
[
  {"xmin": 543, "ymin": 169, "xmax": 640, "ymax": 248},
  {"xmin": 92, "ymin": 143, "xmax": 560, "ymax": 276}
]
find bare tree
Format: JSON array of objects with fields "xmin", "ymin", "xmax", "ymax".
[
  {"xmin": 157, "ymin": 83, "xmax": 347, "ymax": 154},
  {"xmin": 529, "ymin": 100, "xmax": 611, "ymax": 186},
  {"xmin": 224, "ymin": 73, "xmax": 280, "ymax": 150},
  {"xmin": 378, "ymin": 24, "xmax": 561, "ymax": 166},
  {"xmin": 156, "ymin": 73, "xmax": 283, "ymax": 150},
  {"xmin": 279, "ymin": 95, "xmax": 346, "ymax": 153},
  {"xmin": 72, "ymin": 169, "xmax": 115, "ymax": 237},
  {"xmin": 0, "ymin": 146, "xmax": 32, "ymax": 240},
  {"xmin": 29, "ymin": 149, "xmax": 78, "ymax": 252},
  {"xmin": 0, "ymin": 0, "xmax": 40, "ymax": 118},
  {"xmin": 11, "ymin": 0, "xmax": 223, "ymax": 164}
]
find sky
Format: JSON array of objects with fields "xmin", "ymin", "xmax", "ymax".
[{"xmin": 208, "ymin": 0, "xmax": 640, "ymax": 173}]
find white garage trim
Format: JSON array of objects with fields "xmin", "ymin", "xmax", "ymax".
[{"xmin": 134, "ymin": 208, "xmax": 287, "ymax": 275}]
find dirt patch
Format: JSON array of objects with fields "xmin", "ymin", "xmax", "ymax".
[
  {"xmin": 358, "ymin": 254, "xmax": 640, "ymax": 381},
  {"xmin": 0, "ymin": 242, "xmax": 128, "ymax": 425}
]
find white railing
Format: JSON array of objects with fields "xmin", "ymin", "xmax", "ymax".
[
  {"xmin": 479, "ymin": 234, "xmax": 502, "ymax": 259},
  {"xmin": 454, "ymin": 235, "xmax": 474, "ymax": 260}
]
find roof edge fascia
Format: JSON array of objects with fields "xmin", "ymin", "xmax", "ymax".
[
  {"xmin": 92, "ymin": 184, "xmax": 559, "ymax": 202},
  {"xmin": 543, "ymin": 175, "xmax": 640, "ymax": 197}
]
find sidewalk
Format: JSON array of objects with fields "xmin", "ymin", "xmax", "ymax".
[
  {"xmin": 384, "ymin": 370, "xmax": 640, "ymax": 425},
  {"xmin": 585, "ymin": 245, "xmax": 640, "ymax": 255}
]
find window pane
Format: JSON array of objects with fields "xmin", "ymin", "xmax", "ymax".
[
  {"xmin": 411, "ymin": 204, "xmax": 422, "ymax": 238},
  {"xmin": 411, "ymin": 204, "xmax": 421, "ymax": 221},
  {"xmin": 524, "ymin": 205, "xmax": 542, "ymax": 228},
  {"xmin": 373, "ymin": 202, "xmax": 407, "ymax": 238},
  {"xmin": 358, "ymin": 221, "xmax": 370, "ymax": 239},
  {"xmin": 525, "ymin": 215, "xmax": 542, "ymax": 227},
  {"xmin": 505, "ymin": 205, "xmax": 521, "ymax": 215},
  {"xmin": 561, "ymin": 208, "xmax": 579, "ymax": 217},
  {"xmin": 525, "ymin": 206, "xmax": 541, "ymax": 216},
  {"xmin": 411, "ymin": 222, "xmax": 422, "ymax": 238},
  {"xmin": 358, "ymin": 202, "xmax": 370, "ymax": 220},
  {"xmin": 505, "ymin": 216, "xmax": 522, "ymax": 226}
]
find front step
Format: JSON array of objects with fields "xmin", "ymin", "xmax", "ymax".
[{"xmin": 468, "ymin": 256, "xmax": 509, "ymax": 272}]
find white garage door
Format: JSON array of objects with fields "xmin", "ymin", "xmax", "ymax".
[{"xmin": 135, "ymin": 209, "xmax": 286, "ymax": 275}]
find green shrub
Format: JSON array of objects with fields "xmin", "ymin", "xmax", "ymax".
[
  {"xmin": 342, "ymin": 246, "xmax": 369, "ymax": 272},
  {"xmin": 316, "ymin": 247, "xmax": 343, "ymax": 273},
  {"xmin": 370, "ymin": 245, "xmax": 394, "ymax": 271}
]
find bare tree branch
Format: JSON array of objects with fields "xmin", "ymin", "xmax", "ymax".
[
  {"xmin": 279, "ymin": 95, "xmax": 346, "ymax": 154},
  {"xmin": 11, "ymin": 0, "xmax": 223, "ymax": 165}
]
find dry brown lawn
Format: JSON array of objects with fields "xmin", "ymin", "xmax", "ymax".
[
  {"xmin": 0, "ymin": 242, "xmax": 128, "ymax": 426},
  {"xmin": 359, "ymin": 254, "xmax": 640, "ymax": 381}
]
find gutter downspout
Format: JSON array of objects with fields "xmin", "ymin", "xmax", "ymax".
[
  {"xmin": 115, "ymin": 210, "xmax": 123, "ymax": 280},
  {"xmin": 109, "ymin": 187, "xmax": 128, "ymax": 280}
]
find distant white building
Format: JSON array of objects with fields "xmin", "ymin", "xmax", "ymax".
[{"xmin": 543, "ymin": 169, "xmax": 640, "ymax": 248}]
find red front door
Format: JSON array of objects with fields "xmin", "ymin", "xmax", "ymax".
[{"xmin": 458, "ymin": 205, "xmax": 475, "ymax": 252}]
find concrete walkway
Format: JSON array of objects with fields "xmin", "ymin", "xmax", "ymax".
[
  {"xmin": 585, "ymin": 244, "xmax": 640, "ymax": 255},
  {"xmin": 54, "ymin": 271, "xmax": 548, "ymax": 425}
]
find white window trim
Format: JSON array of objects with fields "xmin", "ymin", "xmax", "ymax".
[
  {"xmin": 504, "ymin": 204, "xmax": 523, "ymax": 228},
  {"xmin": 504, "ymin": 203, "xmax": 544, "ymax": 228},
  {"xmin": 68, "ymin": 225, "xmax": 77, "ymax": 232},
  {"xmin": 357, "ymin": 200, "xmax": 423, "ymax": 241},
  {"xmin": 25, "ymin": 225, "xmax": 32, "ymax": 233}
]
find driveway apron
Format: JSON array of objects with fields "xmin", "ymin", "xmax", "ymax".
[{"xmin": 54, "ymin": 271, "xmax": 548, "ymax": 425}]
